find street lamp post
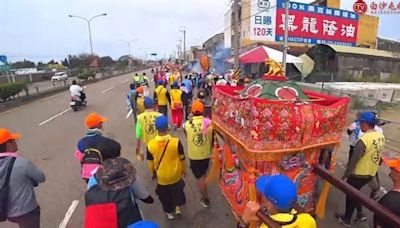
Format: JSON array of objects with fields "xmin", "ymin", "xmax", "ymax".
[
  {"xmin": 120, "ymin": 39, "xmax": 138, "ymax": 57},
  {"xmin": 68, "ymin": 13, "xmax": 107, "ymax": 55}
]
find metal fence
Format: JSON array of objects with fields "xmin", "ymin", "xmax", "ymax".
[{"xmin": 299, "ymin": 82, "xmax": 400, "ymax": 153}]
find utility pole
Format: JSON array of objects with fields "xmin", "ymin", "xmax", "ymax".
[
  {"xmin": 180, "ymin": 27, "xmax": 186, "ymax": 63},
  {"xmin": 178, "ymin": 39, "xmax": 183, "ymax": 61},
  {"xmin": 282, "ymin": 0, "xmax": 290, "ymax": 75},
  {"xmin": 233, "ymin": 0, "xmax": 240, "ymax": 69}
]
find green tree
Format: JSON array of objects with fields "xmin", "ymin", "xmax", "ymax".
[
  {"xmin": 62, "ymin": 58, "xmax": 69, "ymax": 67},
  {"xmin": 11, "ymin": 59, "xmax": 35, "ymax": 69},
  {"xmin": 99, "ymin": 56, "xmax": 115, "ymax": 68}
]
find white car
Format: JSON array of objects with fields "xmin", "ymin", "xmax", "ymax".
[{"xmin": 51, "ymin": 72, "xmax": 68, "ymax": 81}]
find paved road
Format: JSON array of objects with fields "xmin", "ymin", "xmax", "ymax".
[{"xmin": 0, "ymin": 69, "xmax": 395, "ymax": 228}]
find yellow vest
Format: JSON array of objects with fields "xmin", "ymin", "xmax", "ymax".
[
  {"xmin": 354, "ymin": 131, "xmax": 385, "ymax": 176},
  {"xmin": 137, "ymin": 111, "xmax": 162, "ymax": 145},
  {"xmin": 184, "ymin": 116, "xmax": 213, "ymax": 160},
  {"xmin": 147, "ymin": 136, "xmax": 183, "ymax": 185},
  {"xmin": 169, "ymin": 74, "xmax": 175, "ymax": 85},
  {"xmin": 260, "ymin": 212, "xmax": 316, "ymax": 228},
  {"xmin": 155, "ymin": 86, "xmax": 168, "ymax": 106},
  {"xmin": 137, "ymin": 96, "xmax": 145, "ymax": 114},
  {"xmin": 134, "ymin": 75, "xmax": 144, "ymax": 83},
  {"xmin": 170, "ymin": 89, "xmax": 182, "ymax": 110}
]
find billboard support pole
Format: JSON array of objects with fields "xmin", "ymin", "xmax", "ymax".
[
  {"xmin": 233, "ymin": 0, "xmax": 240, "ymax": 70},
  {"xmin": 282, "ymin": 0, "xmax": 289, "ymax": 75}
]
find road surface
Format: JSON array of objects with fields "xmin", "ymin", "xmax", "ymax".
[{"xmin": 0, "ymin": 69, "xmax": 394, "ymax": 228}]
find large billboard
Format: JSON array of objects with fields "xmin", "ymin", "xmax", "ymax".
[{"xmin": 250, "ymin": 0, "xmax": 359, "ymax": 46}]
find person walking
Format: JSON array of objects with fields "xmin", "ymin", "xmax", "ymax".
[
  {"xmin": 180, "ymin": 83, "xmax": 191, "ymax": 121},
  {"xmin": 374, "ymin": 158, "xmax": 400, "ymax": 228},
  {"xmin": 136, "ymin": 97, "xmax": 162, "ymax": 161},
  {"xmin": 146, "ymin": 116, "xmax": 186, "ymax": 220},
  {"xmin": 183, "ymin": 101, "xmax": 213, "ymax": 208},
  {"xmin": 136, "ymin": 87, "xmax": 145, "ymax": 116},
  {"xmin": 75, "ymin": 112, "xmax": 121, "ymax": 182},
  {"xmin": 336, "ymin": 111, "xmax": 385, "ymax": 227},
  {"xmin": 242, "ymin": 175, "xmax": 316, "ymax": 228},
  {"xmin": 170, "ymin": 81, "xmax": 184, "ymax": 130},
  {"xmin": 154, "ymin": 80, "xmax": 170, "ymax": 118},
  {"xmin": 85, "ymin": 157, "xmax": 154, "ymax": 228},
  {"xmin": 0, "ymin": 128, "xmax": 45, "ymax": 228},
  {"xmin": 127, "ymin": 83, "xmax": 137, "ymax": 122},
  {"xmin": 182, "ymin": 75, "xmax": 193, "ymax": 98}
]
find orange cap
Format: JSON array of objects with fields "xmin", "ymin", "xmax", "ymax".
[
  {"xmin": 136, "ymin": 86, "xmax": 144, "ymax": 94},
  {"xmin": 85, "ymin": 112, "xmax": 108, "ymax": 128},
  {"xmin": 383, "ymin": 157, "xmax": 400, "ymax": 173},
  {"xmin": 191, "ymin": 100, "xmax": 204, "ymax": 114},
  {"xmin": 0, "ymin": 128, "xmax": 21, "ymax": 144}
]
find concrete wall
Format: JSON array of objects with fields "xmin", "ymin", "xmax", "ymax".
[
  {"xmin": 337, "ymin": 55, "xmax": 400, "ymax": 79},
  {"xmin": 0, "ymin": 72, "xmax": 54, "ymax": 84},
  {"xmin": 378, "ymin": 37, "xmax": 400, "ymax": 53}
]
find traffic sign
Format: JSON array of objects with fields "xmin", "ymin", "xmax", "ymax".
[
  {"xmin": 150, "ymin": 53, "xmax": 157, "ymax": 56},
  {"xmin": 0, "ymin": 55, "xmax": 7, "ymax": 65}
]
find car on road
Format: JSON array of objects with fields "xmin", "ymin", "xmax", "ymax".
[{"xmin": 51, "ymin": 72, "xmax": 68, "ymax": 81}]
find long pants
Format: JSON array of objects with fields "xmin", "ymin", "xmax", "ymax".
[
  {"xmin": 8, "ymin": 207, "xmax": 41, "ymax": 228},
  {"xmin": 184, "ymin": 105, "xmax": 190, "ymax": 120},
  {"xmin": 158, "ymin": 105, "xmax": 168, "ymax": 118},
  {"xmin": 348, "ymin": 145, "xmax": 355, "ymax": 163},
  {"xmin": 344, "ymin": 176, "xmax": 373, "ymax": 219},
  {"xmin": 156, "ymin": 180, "xmax": 186, "ymax": 213},
  {"xmin": 171, "ymin": 108, "xmax": 183, "ymax": 128}
]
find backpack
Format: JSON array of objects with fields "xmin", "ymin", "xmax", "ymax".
[
  {"xmin": 0, "ymin": 157, "xmax": 16, "ymax": 221},
  {"xmin": 84, "ymin": 184, "xmax": 142, "ymax": 228},
  {"xmin": 81, "ymin": 139, "xmax": 103, "ymax": 179}
]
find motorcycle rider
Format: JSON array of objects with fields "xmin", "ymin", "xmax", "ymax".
[{"xmin": 70, "ymin": 80, "xmax": 86, "ymax": 102}]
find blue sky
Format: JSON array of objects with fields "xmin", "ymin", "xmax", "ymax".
[{"xmin": 0, "ymin": 0, "xmax": 399, "ymax": 63}]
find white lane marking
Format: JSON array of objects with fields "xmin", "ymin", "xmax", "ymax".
[
  {"xmin": 102, "ymin": 86, "xmax": 114, "ymax": 93},
  {"xmin": 121, "ymin": 78, "xmax": 130, "ymax": 83},
  {"xmin": 0, "ymin": 92, "xmax": 66, "ymax": 116},
  {"xmin": 126, "ymin": 109, "xmax": 133, "ymax": 119},
  {"xmin": 38, "ymin": 108, "xmax": 70, "ymax": 126},
  {"xmin": 58, "ymin": 200, "xmax": 79, "ymax": 228}
]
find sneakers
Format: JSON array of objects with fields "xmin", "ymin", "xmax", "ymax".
[
  {"xmin": 335, "ymin": 213, "xmax": 351, "ymax": 227},
  {"xmin": 175, "ymin": 206, "xmax": 182, "ymax": 215},
  {"xmin": 354, "ymin": 213, "xmax": 367, "ymax": 223},
  {"xmin": 166, "ymin": 213, "xmax": 174, "ymax": 220},
  {"xmin": 200, "ymin": 198, "xmax": 211, "ymax": 208}
]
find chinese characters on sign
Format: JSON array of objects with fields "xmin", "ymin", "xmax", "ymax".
[
  {"xmin": 250, "ymin": 0, "xmax": 277, "ymax": 41},
  {"xmin": 369, "ymin": 1, "xmax": 400, "ymax": 14},
  {"xmin": 275, "ymin": 0, "xmax": 359, "ymax": 46},
  {"xmin": 250, "ymin": 0, "xmax": 359, "ymax": 46}
]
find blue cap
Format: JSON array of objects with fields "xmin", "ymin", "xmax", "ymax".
[
  {"xmin": 172, "ymin": 81, "xmax": 179, "ymax": 88},
  {"xmin": 357, "ymin": 111, "xmax": 376, "ymax": 124},
  {"xmin": 256, "ymin": 174, "xmax": 297, "ymax": 211},
  {"xmin": 155, "ymin": 116, "xmax": 169, "ymax": 131},
  {"xmin": 144, "ymin": 97, "xmax": 154, "ymax": 108},
  {"xmin": 158, "ymin": 80, "xmax": 164, "ymax": 85},
  {"xmin": 128, "ymin": 221, "xmax": 159, "ymax": 228}
]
